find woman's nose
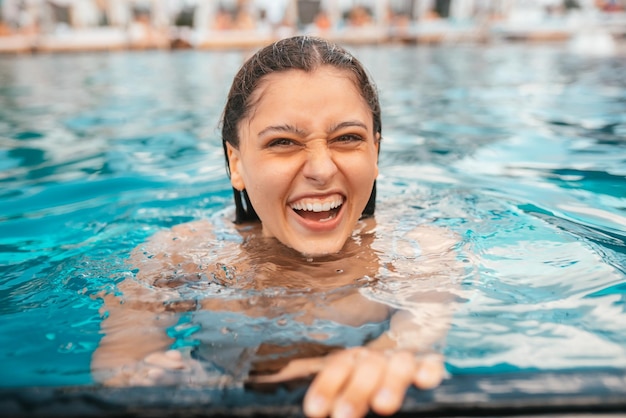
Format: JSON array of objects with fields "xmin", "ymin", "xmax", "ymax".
[{"xmin": 302, "ymin": 144, "xmax": 338, "ymax": 184}]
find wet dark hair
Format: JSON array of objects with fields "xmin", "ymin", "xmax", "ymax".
[{"xmin": 221, "ymin": 35, "xmax": 381, "ymax": 223}]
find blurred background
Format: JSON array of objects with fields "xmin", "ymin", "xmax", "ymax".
[
  {"xmin": 1, "ymin": 0, "xmax": 626, "ymax": 399},
  {"xmin": 0, "ymin": 0, "xmax": 625, "ymax": 53}
]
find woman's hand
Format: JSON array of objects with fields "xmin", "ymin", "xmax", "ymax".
[
  {"xmin": 249, "ymin": 347, "xmax": 444, "ymax": 418},
  {"xmin": 96, "ymin": 349, "xmax": 187, "ymax": 386},
  {"xmin": 305, "ymin": 348, "xmax": 443, "ymax": 418},
  {"xmin": 98, "ymin": 349, "xmax": 227, "ymax": 387}
]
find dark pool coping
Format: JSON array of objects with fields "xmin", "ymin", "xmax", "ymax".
[{"xmin": 2, "ymin": 368, "xmax": 626, "ymax": 417}]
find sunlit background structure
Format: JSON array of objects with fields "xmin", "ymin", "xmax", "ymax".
[{"xmin": 0, "ymin": 0, "xmax": 625, "ymax": 52}]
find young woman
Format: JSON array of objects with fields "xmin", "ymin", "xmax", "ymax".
[{"xmin": 93, "ymin": 36, "xmax": 460, "ymax": 418}]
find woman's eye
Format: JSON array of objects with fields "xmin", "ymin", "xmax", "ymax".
[
  {"xmin": 267, "ymin": 138, "xmax": 295, "ymax": 147},
  {"xmin": 335, "ymin": 134, "xmax": 364, "ymax": 143}
]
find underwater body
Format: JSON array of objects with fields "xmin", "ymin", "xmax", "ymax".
[{"xmin": 0, "ymin": 43, "xmax": 625, "ymax": 414}]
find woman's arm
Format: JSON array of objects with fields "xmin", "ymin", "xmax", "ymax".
[
  {"xmin": 91, "ymin": 280, "xmax": 182, "ymax": 386},
  {"xmin": 250, "ymin": 224, "xmax": 462, "ymax": 418},
  {"xmin": 310, "ymin": 225, "xmax": 463, "ymax": 417},
  {"xmin": 91, "ymin": 220, "xmax": 216, "ymax": 386}
]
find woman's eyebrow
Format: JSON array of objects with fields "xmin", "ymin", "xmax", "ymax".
[
  {"xmin": 257, "ymin": 124, "xmax": 305, "ymax": 137},
  {"xmin": 257, "ymin": 121, "xmax": 368, "ymax": 138},
  {"xmin": 329, "ymin": 120, "xmax": 368, "ymax": 132}
]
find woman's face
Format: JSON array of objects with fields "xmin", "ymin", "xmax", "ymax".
[{"xmin": 227, "ymin": 66, "xmax": 379, "ymax": 256}]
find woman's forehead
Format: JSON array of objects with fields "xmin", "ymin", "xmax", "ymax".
[
  {"xmin": 251, "ymin": 69, "xmax": 364, "ymax": 115},
  {"xmin": 251, "ymin": 66, "xmax": 361, "ymax": 102}
]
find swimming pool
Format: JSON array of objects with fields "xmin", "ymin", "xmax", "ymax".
[{"xmin": 1, "ymin": 42, "xmax": 625, "ymax": 416}]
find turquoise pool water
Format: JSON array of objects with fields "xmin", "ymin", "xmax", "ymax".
[{"xmin": 0, "ymin": 43, "xmax": 625, "ymax": 395}]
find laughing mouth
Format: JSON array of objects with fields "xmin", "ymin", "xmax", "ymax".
[{"xmin": 289, "ymin": 196, "xmax": 344, "ymax": 222}]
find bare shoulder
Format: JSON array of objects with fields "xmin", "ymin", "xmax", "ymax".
[
  {"xmin": 406, "ymin": 224, "xmax": 459, "ymax": 256},
  {"xmin": 380, "ymin": 223, "xmax": 464, "ymax": 298},
  {"xmin": 140, "ymin": 219, "xmax": 216, "ymax": 252},
  {"xmin": 130, "ymin": 219, "xmax": 220, "ymax": 284}
]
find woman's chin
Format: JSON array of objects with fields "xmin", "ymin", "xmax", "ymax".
[{"xmin": 291, "ymin": 238, "xmax": 347, "ymax": 258}]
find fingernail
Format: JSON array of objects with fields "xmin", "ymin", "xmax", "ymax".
[
  {"xmin": 303, "ymin": 394, "xmax": 327, "ymax": 417},
  {"xmin": 375, "ymin": 388, "xmax": 394, "ymax": 406},
  {"xmin": 417, "ymin": 367, "xmax": 432, "ymax": 384},
  {"xmin": 417, "ymin": 365, "xmax": 441, "ymax": 389},
  {"xmin": 146, "ymin": 368, "xmax": 164, "ymax": 381},
  {"xmin": 333, "ymin": 401, "xmax": 355, "ymax": 418}
]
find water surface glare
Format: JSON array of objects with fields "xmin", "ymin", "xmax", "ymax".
[{"xmin": 0, "ymin": 44, "xmax": 625, "ymax": 388}]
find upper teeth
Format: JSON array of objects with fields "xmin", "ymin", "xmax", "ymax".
[{"xmin": 290, "ymin": 197, "xmax": 343, "ymax": 212}]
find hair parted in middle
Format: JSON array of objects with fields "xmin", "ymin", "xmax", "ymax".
[{"xmin": 221, "ymin": 36, "xmax": 382, "ymax": 223}]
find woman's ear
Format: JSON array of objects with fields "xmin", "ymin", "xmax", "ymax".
[
  {"xmin": 374, "ymin": 132, "xmax": 380, "ymax": 177},
  {"xmin": 226, "ymin": 143, "xmax": 245, "ymax": 191}
]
